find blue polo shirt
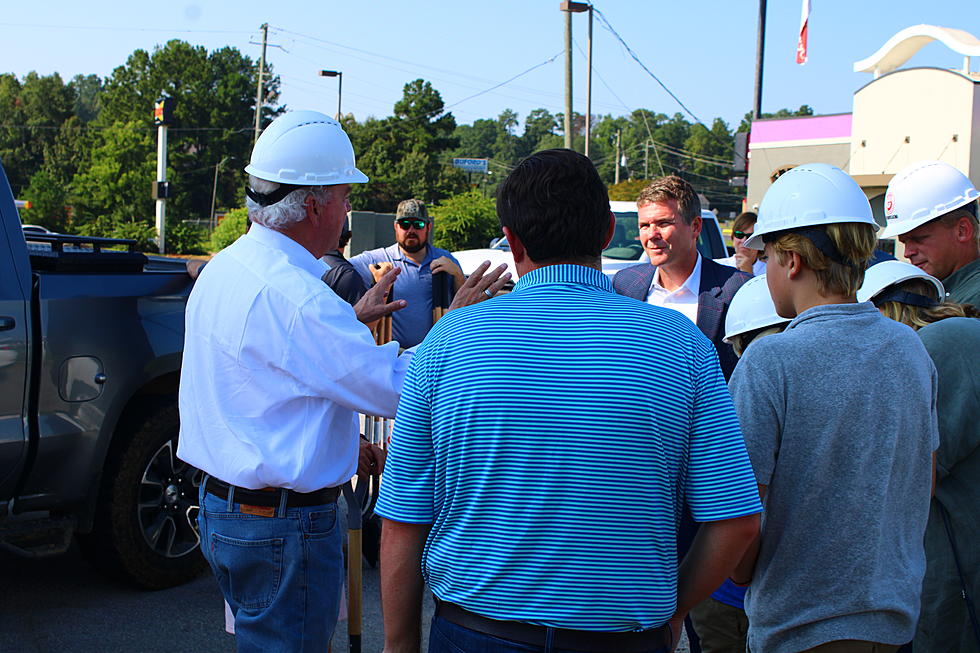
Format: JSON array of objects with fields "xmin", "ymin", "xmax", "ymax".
[
  {"xmin": 350, "ymin": 243, "xmax": 460, "ymax": 348},
  {"xmin": 376, "ymin": 264, "xmax": 762, "ymax": 631}
]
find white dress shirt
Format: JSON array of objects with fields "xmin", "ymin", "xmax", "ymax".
[
  {"xmin": 178, "ymin": 223, "xmax": 411, "ymax": 491},
  {"xmin": 647, "ymin": 254, "xmax": 702, "ymax": 325},
  {"xmin": 716, "ymin": 254, "xmax": 766, "ymax": 276}
]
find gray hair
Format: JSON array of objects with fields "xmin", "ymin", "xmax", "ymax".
[{"xmin": 246, "ymin": 175, "xmax": 333, "ymax": 229}]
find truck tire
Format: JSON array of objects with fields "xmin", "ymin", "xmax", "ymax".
[{"xmin": 78, "ymin": 399, "xmax": 207, "ymax": 589}]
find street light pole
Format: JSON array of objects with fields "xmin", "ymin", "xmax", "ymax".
[
  {"xmin": 210, "ymin": 156, "xmax": 233, "ymax": 231},
  {"xmin": 585, "ymin": 4, "xmax": 593, "ymax": 158},
  {"xmin": 560, "ymin": 2, "xmax": 591, "ymax": 153},
  {"xmin": 319, "ymin": 70, "xmax": 343, "ymax": 120}
]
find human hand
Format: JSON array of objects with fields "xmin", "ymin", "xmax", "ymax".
[
  {"xmin": 358, "ymin": 439, "xmax": 385, "ymax": 477},
  {"xmin": 447, "ymin": 261, "xmax": 511, "ymax": 311},
  {"xmin": 354, "ymin": 267, "xmax": 407, "ymax": 326},
  {"xmin": 370, "ymin": 261, "xmax": 394, "ymax": 284},
  {"xmin": 666, "ymin": 613, "xmax": 687, "ymax": 652},
  {"xmin": 734, "ymin": 247, "xmax": 757, "ymax": 274},
  {"xmin": 430, "ymin": 256, "xmax": 462, "ymax": 277}
]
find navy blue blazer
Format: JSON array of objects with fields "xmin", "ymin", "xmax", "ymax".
[{"xmin": 612, "ymin": 258, "xmax": 752, "ymax": 380}]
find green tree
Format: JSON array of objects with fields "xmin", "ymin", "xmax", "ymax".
[
  {"xmin": 83, "ymin": 39, "xmax": 279, "ymax": 234},
  {"xmin": 738, "ymin": 105, "xmax": 814, "ymax": 132},
  {"xmin": 70, "ymin": 121, "xmax": 155, "ymax": 225},
  {"xmin": 430, "ymin": 189, "xmax": 499, "ymax": 251},
  {"xmin": 210, "ymin": 207, "xmax": 248, "ymax": 252},
  {"xmin": 0, "ymin": 72, "xmax": 75, "ymax": 194},
  {"xmin": 348, "ymin": 79, "xmax": 465, "ymax": 211}
]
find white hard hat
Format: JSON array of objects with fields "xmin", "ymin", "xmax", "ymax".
[
  {"xmin": 880, "ymin": 160, "xmax": 979, "ymax": 238},
  {"xmin": 857, "ymin": 260, "xmax": 944, "ymax": 304},
  {"xmin": 744, "ymin": 163, "xmax": 877, "ymax": 251},
  {"xmin": 724, "ymin": 275, "xmax": 791, "ymax": 344},
  {"xmin": 245, "ymin": 110, "xmax": 368, "ymax": 186}
]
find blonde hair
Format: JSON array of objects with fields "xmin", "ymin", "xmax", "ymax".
[
  {"xmin": 876, "ymin": 278, "xmax": 980, "ymax": 330},
  {"xmin": 769, "ymin": 223, "xmax": 877, "ymax": 297}
]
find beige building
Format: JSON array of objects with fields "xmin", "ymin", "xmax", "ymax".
[{"xmin": 747, "ymin": 24, "xmax": 980, "ymax": 240}]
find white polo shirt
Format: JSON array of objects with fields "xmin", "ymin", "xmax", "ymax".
[
  {"xmin": 178, "ymin": 223, "xmax": 411, "ymax": 491},
  {"xmin": 647, "ymin": 254, "xmax": 702, "ymax": 325}
]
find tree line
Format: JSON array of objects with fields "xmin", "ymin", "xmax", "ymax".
[{"xmin": 0, "ymin": 39, "xmax": 812, "ymax": 253}]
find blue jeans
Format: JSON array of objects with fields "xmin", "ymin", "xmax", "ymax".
[
  {"xmin": 428, "ymin": 614, "xmax": 670, "ymax": 653},
  {"xmin": 198, "ymin": 477, "xmax": 343, "ymax": 653}
]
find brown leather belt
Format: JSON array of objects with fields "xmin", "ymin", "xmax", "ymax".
[
  {"xmin": 435, "ymin": 599, "xmax": 672, "ymax": 653},
  {"xmin": 204, "ymin": 477, "xmax": 340, "ymax": 508}
]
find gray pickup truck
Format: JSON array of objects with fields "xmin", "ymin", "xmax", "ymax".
[{"xmin": 0, "ymin": 163, "xmax": 204, "ymax": 589}]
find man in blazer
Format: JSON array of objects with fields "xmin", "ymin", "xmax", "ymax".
[{"xmin": 613, "ymin": 176, "xmax": 750, "ymax": 380}]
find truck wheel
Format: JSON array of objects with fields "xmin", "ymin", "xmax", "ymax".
[{"xmin": 78, "ymin": 400, "xmax": 207, "ymax": 589}]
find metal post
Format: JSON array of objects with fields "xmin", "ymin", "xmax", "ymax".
[
  {"xmin": 584, "ymin": 6, "xmax": 593, "ymax": 158},
  {"xmin": 564, "ymin": 9, "xmax": 573, "ymax": 150},
  {"xmin": 753, "ymin": 0, "xmax": 767, "ymax": 120},
  {"xmin": 253, "ymin": 23, "xmax": 268, "ymax": 143},
  {"xmin": 614, "ymin": 130, "xmax": 621, "ymax": 185},
  {"xmin": 155, "ymin": 124, "xmax": 167, "ymax": 254},
  {"xmin": 336, "ymin": 72, "xmax": 343, "ymax": 120},
  {"xmin": 644, "ymin": 140, "xmax": 649, "ymax": 179}
]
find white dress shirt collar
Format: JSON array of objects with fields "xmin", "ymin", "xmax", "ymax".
[
  {"xmin": 647, "ymin": 254, "xmax": 702, "ymax": 325},
  {"xmin": 248, "ymin": 222, "xmax": 329, "ymax": 280}
]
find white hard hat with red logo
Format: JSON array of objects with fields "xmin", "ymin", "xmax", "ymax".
[{"xmin": 881, "ymin": 160, "xmax": 978, "ymax": 238}]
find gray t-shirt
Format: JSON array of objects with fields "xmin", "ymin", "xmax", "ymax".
[{"xmin": 730, "ymin": 302, "xmax": 939, "ymax": 653}]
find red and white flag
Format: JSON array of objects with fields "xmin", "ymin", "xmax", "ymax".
[{"xmin": 796, "ymin": 0, "xmax": 811, "ymax": 64}]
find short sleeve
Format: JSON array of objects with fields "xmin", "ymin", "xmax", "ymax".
[
  {"xmin": 685, "ymin": 343, "xmax": 764, "ymax": 522},
  {"xmin": 375, "ymin": 350, "xmax": 437, "ymax": 524},
  {"xmin": 348, "ymin": 252, "xmax": 377, "ymax": 287},
  {"xmin": 729, "ymin": 343, "xmax": 783, "ymax": 487}
]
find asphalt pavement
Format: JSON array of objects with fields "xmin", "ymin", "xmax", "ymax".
[
  {"xmin": 1, "ymin": 543, "xmax": 687, "ymax": 653},
  {"xmin": 0, "ymin": 540, "xmax": 425, "ymax": 653}
]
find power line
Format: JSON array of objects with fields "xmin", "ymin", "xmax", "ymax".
[{"xmin": 0, "ymin": 22, "xmax": 251, "ymax": 35}]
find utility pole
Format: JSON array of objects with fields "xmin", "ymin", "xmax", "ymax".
[
  {"xmin": 584, "ymin": 4, "xmax": 593, "ymax": 158},
  {"xmin": 614, "ymin": 130, "xmax": 621, "ymax": 184},
  {"xmin": 753, "ymin": 1, "xmax": 767, "ymax": 120},
  {"xmin": 644, "ymin": 140, "xmax": 649, "ymax": 179},
  {"xmin": 253, "ymin": 23, "xmax": 269, "ymax": 144},
  {"xmin": 563, "ymin": 9, "xmax": 573, "ymax": 150}
]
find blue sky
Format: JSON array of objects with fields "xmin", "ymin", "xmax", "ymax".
[{"xmin": 2, "ymin": 1, "xmax": 979, "ymax": 132}]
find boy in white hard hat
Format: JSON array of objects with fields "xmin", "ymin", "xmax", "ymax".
[
  {"xmin": 729, "ymin": 163, "xmax": 939, "ymax": 653},
  {"xmin": 882, "ymin": 160, "xmax": 980, "ymax": 308}
]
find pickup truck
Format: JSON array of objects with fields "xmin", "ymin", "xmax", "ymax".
[{"xmin": 0, "ymin": 162, "xmax": 203, "ymax": 589}]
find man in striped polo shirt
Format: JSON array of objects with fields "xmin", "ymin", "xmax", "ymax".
[{"xmin": 377, "ymin": 149, "xmax": 763, "ymax": 653}]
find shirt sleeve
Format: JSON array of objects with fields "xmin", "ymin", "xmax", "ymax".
[
  {"xmin": 323, "ymin": 264, "xmax": 368, "ymax": 306},
  {"xmin": 729, "ymin": 341, "xmax": 783, "ymax": 487},
  {"xmin": 685, "ymin": 342, "xmax": 764, "ymax": 522},
  {"xmin": 374, "ymin": 346, "xmax": 436, "ymax": 524},
  {"xmin": 348, "ymin": 252, "xmax": 377, "ymax": 287},
  {"xmin": 278, "ymin": 287, "xmax": 412, "ymax": 418}
]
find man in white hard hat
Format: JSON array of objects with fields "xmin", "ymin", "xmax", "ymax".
[
  {"xmin": 883, "ymin": 160, "xmax": 980, "ymax": 308},
  {"xmin": 730, "ymin": 163, "xmax": 937, "ymax": 653},
  {"xmin": 177, "ymin": 110, "xmax": 507, "ymax": 652}
]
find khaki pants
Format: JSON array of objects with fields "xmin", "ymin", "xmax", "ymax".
[
  {"xmin": 801, "ymin": 641, "xmax": 901, "ymax": 652},
  {"xmin": 689, "ymin": 597, "xmax": 748, "ymax": 653}
]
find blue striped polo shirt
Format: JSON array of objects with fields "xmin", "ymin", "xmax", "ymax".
[{"xmin": 376, "ymin": 264, "xmax": 762, "ymax": 631}]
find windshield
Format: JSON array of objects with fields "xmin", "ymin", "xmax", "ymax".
[{"xmin": 490, "ymin": 212, "xmax": 720, "ymax": 261}]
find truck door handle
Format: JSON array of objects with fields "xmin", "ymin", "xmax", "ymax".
[{"xmin": 0, "ymin": 316, "xmax": 15, "ymax": 331}]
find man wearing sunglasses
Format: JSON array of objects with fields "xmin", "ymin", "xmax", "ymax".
[
  {"xmin": 716, "ymin": 211, "xmax": 766, "ymax": 276},
  {"xmin": 351, "ymin": 199, "xmax": 465, "ymax": 348}
]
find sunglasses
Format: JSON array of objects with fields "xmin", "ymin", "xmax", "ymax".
[
  {"xmin": 733, "ymin": 230, "xmax": 754, "ymax": 239},
  {"xmin": 396, "ymin": 218, "xmax": 429, "ymax": 230}
]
